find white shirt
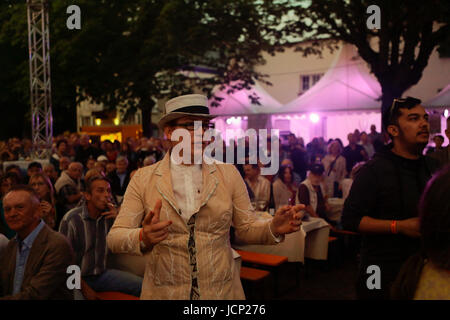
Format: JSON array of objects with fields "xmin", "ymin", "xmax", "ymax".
[
  {"xmin": 169, "ymin": 156, "xmax": 282, "ymax": 242},
  {"xmin": 170, "ymin": 156, "xmax": 203, "ymax": 222}
]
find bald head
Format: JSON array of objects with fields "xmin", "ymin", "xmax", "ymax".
[
  {"xmin": 67, "ymin": 162, "xmax": 83, "ymax": 180},
  {"xmin": 3, "ymin": 187, "xmax": 41, "ymax": 239}
]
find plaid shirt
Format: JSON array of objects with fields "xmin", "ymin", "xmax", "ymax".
[{"xmin": 59, "ymin": 203, "xmax": 113, "ymax": 277}]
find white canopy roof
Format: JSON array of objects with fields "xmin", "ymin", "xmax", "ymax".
[
  {"xmin": 209, "ymin": 80, "xmax": 282, "ymax": 116},
  {"xmin": 424, "ymin": 83, "xmax": 450, "ymax": 108},
  {"xmin": 279, "ymin": 44, "xmax": 382, "ymax": 114}
]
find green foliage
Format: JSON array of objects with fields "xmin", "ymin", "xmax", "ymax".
[
  {"xmin": 0, "ymin": 0, "xmax": 282, "ymax": 138},
  {"xmin": 274, "ymin": 0, "xmax": 450, "ymax": 111}
]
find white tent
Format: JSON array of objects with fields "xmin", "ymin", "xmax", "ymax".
[
  {"xmin": 276, "ymin": 44, "xmax": 383, "ymax": 143},
  {"xmin": 209, "ymin": 80, "xmax": 283, "ymax": 141},
  {"xmin": 424, "ymin": 84, "xmax": 450, "ymax": 146},
  {"xmin": 209, "ymin": 80, "xmax": 282, "ymax": 116},
  {"xmin": 424, "ymin": 83, "xmax": 450, "ymax": 108}
]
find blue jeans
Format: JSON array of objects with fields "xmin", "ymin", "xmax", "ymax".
[{"xmin": 83, "ymin": 269, "xmax": 142, "ymax": 297}]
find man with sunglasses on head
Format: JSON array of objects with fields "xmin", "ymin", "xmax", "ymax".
[
  {"xmin": 342, "ymin": 97, "xmax": 440, "ymax": 300},
  {"xmin": 107, "ymin": 94, "xmax": 305, "ymax": 300}
]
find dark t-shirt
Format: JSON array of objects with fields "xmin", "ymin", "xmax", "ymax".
[
  {"xmin": 342, "ymin": 147, "xmax": 439, "ymax": 297},
  {"xmin": 298, "ymin": 184, "xmax": 327, "ymax": 219}
]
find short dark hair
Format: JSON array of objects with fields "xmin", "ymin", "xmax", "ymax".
[
  {"xmin": 28, "ymin": 161, "xmax": 42, "ymax": 170},
  {"xmin": 56, "ymin": 139, "xmax": 68, "ymax": 149},
  {"xmin": 85, "ymin": 176, "xmax": 111, "ymax": 194},
  {"xmin": 382, "ymin": 97, "xmax": 422, "ymax": 133},
  {"xmin": 1, "ymin": 172, "xmax": 21, "ymax": 185},
  {"xmin": 5, "ymin": 164, "xmax": 21, "ymax": 173}
]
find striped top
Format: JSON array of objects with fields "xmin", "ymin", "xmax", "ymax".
[{"xmin": 59, "ymin": 204, "xmax": 114, "ymax": 277}]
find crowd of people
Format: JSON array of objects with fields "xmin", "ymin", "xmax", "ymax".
[{"xmin": 0, "ymin": 94, "xmax": 449, "ymax": 300}]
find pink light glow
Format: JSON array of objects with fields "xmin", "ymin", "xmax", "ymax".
[
  {"xmin": 309, "ymin": 113, "xmax": 320, "ymax": 123},
  {"xmin": 445, "ymin": 109, "xmax": 449, "ymax": 118}
]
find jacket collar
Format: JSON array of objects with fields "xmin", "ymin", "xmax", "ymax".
[{"xmin": 154, "ymin": 152, "xmax": 218, "ymax": 217}]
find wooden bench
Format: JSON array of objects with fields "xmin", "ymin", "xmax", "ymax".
[
  {"xmin": 236, "ymin": 250, "xmax": 288, "ymax": 267},
  {"xmin": 240, "ymin": 266, "xmax": 270, "ymax": 299},
  {"xmin": 240, "ymin": 266, "xmax": 270, "ymax": 281},
  {"xmin": 236, "ymin": 250, "xmax": 289, "ymax": 296},
  {"xmin": 96, "ymin": 291, "xmax": 140, "ymax": 300}
]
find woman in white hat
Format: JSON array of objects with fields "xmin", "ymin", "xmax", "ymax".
[{"xmin": 107, "ymin": 94, "xmax": 305, "ymax": 299}]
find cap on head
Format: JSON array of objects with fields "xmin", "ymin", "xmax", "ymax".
[
  {"xmin": 309, "ymin": 163, "xmax": 325, "ymax": 175},
  {"xmin": 158, "ymin": 94, "xmax": 216, "ymax": 129}
]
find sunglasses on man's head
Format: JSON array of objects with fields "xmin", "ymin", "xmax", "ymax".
[{"xmin": 387, "ymin": 97, "xmax": 422, "ymax": 123}]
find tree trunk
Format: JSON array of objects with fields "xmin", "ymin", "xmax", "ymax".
[
  {"xmin": 140, "ymin": 98, "xmax": 156, "ymax": 138},
  {"xmin": 380, "ymin": 83, "xmax": 408, "ymax": 136}
]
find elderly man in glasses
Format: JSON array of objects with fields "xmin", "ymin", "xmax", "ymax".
[
  {"xmin": 107, "ymin": 94, "xmax": 305, "ymax": 300},
  {"xmin": 342, "ymin": 97, "xmax": 440, "ymax": 300}
]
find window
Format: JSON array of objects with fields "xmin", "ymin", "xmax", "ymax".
[
  {"xmin": 299, "ymin": 73, "xmax": 323, "ymax": 95},
  {"xmin": 302, "ymin": 76, "xmax": 310, "ymax": 91},
  {"xmin": 312, "ymin": 74, "xmax": 322, "ymax": 85}
]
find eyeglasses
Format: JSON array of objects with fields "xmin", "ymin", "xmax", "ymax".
[
  {"xmin": 174, "ymin": 122, "xmax": 215, "ymax": 131},
  {"xmin": 388, "ymin": 98, "xmax": 407, "ymax": 121}
]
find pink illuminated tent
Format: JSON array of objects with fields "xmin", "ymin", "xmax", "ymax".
[
  {"xmin": 279, "ymin": 44, "xmax": 382, "ymax": 114},
  {"xmin": 208, "ymin": 80, "xmax": 283, "ymax": 132},
  {"xmin": 275, "ymin": 44, "xmax": 383, "ymax": 143},
  {"xmin": 209, "ymin": 80, "xmax": 282, "ymax": 116}
]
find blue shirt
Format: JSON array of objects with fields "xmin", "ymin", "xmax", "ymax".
[{"xmin": 12, "ymin": 220, "xmax": 46, "ymax": 295}]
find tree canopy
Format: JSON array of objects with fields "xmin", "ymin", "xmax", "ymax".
[
  {"xmin": 274, "ymin": 0, "xmax": 450, "ymax": 113},
  {"xmin": 0, "ymin": 0, "xmax": 282, "ymax": 138}
]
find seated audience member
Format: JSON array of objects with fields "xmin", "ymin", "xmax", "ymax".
[
  {"xmin": 59, "ymin": 176, "xmax": 142, "ymax": 299},
  {"xmin": 1, "ymin": 173, "xmax": 21, "ymax": 239},
  {"xmin": 342, "ymin": 133, "xmax": 367, "ymax": 174},
  {"xmin": 105, "ymin": 162, "xmax": 116, "ymax": 176},
  {"xmin": 279, "ymin": 158, "xmax": 302, "ymax": 186},
  {"xmin": 0, "ymin": 186, "xmax": 74, "ymax": 300},
  {"xmin": 94, "ymin": 159, "xmax": 107, "ymax": 176},
  {"xmin": 25, "ymin": 162, "xmax": 43, "ymax": 185},
  {"xmin": 59, "ymin": 156, "xmax": 71, "ymax": 174},
  {"xmin": 107, "ymin": 156, "xmax": 131, "ymax": 205},
  {"xmin": 29, "ymin": 173, "xmax": 57, "ymax": 229},
  {"xmin": 322, "ymin": 140, "xmax": 347, "ymax": 198},
  {"xmin": 273, "ymin": 165, "xmax": 298, "ymax": 210},
  {"xmin": 244, "ymin": 163, "xmax": 271, "ymax": 206},
  {"xmin": 297, "ymin": 163, "xmax": 330, "ymax": 222},
  {"xmin": 391, "ymin": 165, "xmax": 450, "ymax": 299},
  {"xmin": 4, "ymin": 165, "xmax": 23, "ymax": 184},
  {"xmin": 85, "ymin": 168, "xmax": 105, "ymax": 181},
  {"xmin": 50, "ymin": 139, "xmax": 69, "ymax": 173},
  {"xmin": 55, "ymin": 162, "xmax": 84, "ymax": 228},
  {"xmin": 359, "ymin": 132, "xmax": 376, "ymax": 159},
  {"xmin": 43, "ymin": 163, "xmax": 58, "ymax": 187},
  {"xmin": 340, "ymin": 162, "xmax": 366, "ymax": 201},
  {"xmin": 85, "ymin": 158, "xmax": 96, "ymax": 172},
  {"xmin": 75, "ymin": 134, "xmax": 101, "ymax": 167},
  {"xmin": 425, "ymin": 135, "xmax": 444, "ymax": 155},
  {"xmin": 429, "ymin": 117, "xmax": 450, "ymax": 168}
]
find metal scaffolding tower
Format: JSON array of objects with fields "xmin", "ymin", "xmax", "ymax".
[{"xmin": 27, "ymin": 0, "xmax": 53, "ymax": 159}]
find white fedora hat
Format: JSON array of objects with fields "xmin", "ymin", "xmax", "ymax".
[{"xmin": 158, "ymin": 94, "xmax": 216, "ymax": 129}]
